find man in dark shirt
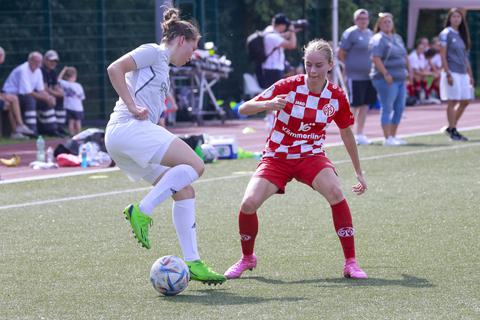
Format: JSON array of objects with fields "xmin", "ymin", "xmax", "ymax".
[{"xmin": 38, "ymin": 50, "xmax": 66, "ymax": 136}]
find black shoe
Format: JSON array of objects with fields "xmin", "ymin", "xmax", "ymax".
[{"xmin": 451, "ymin": 128, "xmax": 468, "ymax": 141}]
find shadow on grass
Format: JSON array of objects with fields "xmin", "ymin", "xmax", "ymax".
[
  {"xmin": 248, "ymin": 274, "xmax": 433, "ymax": 288},
  {"xmin": 158, "ymin": 288, "xmax": 306, "ymax": 305}
]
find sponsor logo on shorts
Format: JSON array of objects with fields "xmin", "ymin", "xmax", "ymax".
[
  {"xmin": 337, "ymin": 227, "xmax": 355, "ymax": 237},
  {"xmin": 240, "ymin": 234, "xmax": 251, "ymax": 241}
]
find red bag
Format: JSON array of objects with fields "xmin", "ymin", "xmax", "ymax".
[{"xmin": 56, "ymin": 153, "xmax": 80, "ymax": 167}]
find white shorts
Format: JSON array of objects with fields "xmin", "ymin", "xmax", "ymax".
[
  {"xmin": 105, "ymin": 119, "xmax": 176, "ymax": 182},
  {"xmin": 440, "ymin": 71, "xmax": 473, "ymax": 101}
]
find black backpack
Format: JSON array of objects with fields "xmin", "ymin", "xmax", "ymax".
[{"xmin": 246, "ymin": 31, "xmax": 278, "ymax": 65}]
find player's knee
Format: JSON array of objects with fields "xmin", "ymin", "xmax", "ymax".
[
  {"xmin": 172, "ymin": 185, "xmax": 195, "ymax": 201},
  {"xmin": 240, "ymin": 196, "xmax": 260, "ymax": 213},
  {"xmin": 194, "ymin": 162, "xmax": 205, "ymax": 177},
  {"xmin": 326, "ymin": 186, "xmax": 344, "ymax": 204}
]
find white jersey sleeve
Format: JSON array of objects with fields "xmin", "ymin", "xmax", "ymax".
[{"xmin": 129, "ymin": 44, "xmax": 160, "ymax": 69}]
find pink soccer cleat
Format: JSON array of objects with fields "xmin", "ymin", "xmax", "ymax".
[
  {"xmin": 343, "ymin": 258, "xmax": 368, "ymax": 279},
  {"xmin": 224, "ymin": 254, "xmax": 257, "ymax": 279}
]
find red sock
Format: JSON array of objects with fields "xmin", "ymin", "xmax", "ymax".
[
  {"xmin": 331, "ymin": 199, "xmax": 356, "ymax": 259},
  {"xmin": 238, "ymin": 211, "xmax": 258, "ymax": 256}
]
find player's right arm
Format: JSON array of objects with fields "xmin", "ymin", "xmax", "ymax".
[
  {"xmin": 239, "ymin": 94, "xmax": 287, "ymax": 115},
  {"xmin": 107, "ymin": 54, "xmax": 148, "ymax": 120},
  {"xmin": 239, "ymin": 79, "xmax": 290, "ymax": 115}
]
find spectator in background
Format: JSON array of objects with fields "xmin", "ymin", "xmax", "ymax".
[
  {"xmin": 369, "ymin": 12, "xmax": 410, "ymax": 146},
  {"xmin": 338, "ymin": 8, "xmax": 377, "ymax": 145},
  {"xmin": 425, "ymin": 37, "xmax": 442, "ymax": 99},
  {"xmin": 439, "ymin": 8, "xmax": 474, "ymax": 141},
  {"xmin": 258, "ymin": 13, "xmax": 297, "ymax": 130},
  {"xmin": 2, "ymin": 51, "xmax": 56, "ymax": 134},
  {"xmin": 38, "ymin": 50, "xmax": 65, "ymax": 136},
  {"xmin": 0, "ymin": 47, "xmax": 35, "ymax": 139},
  {"xmin": 58, "ymin": 66, "xmax": 85, "ymax": 136},
  {"xmin": 257, "ymin": 13, "xmax": 297, "ymax": 89},
  {"xmin": 408, "ymin": 37, "xmax": 433, "ymax": 102}
]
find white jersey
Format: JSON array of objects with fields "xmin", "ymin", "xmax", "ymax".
[{"xmin": 109, "ymin": 43, "xmax": 171, "ymax": 125}]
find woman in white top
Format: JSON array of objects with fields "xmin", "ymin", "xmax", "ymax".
[{"xmin": 105, "ymin": 8, "xmax": 226, "ymax": 285}]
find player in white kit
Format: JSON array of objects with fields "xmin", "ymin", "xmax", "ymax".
[{"xmin": 105, "ymin": 7, "xmax": 226, "ymax": 285}]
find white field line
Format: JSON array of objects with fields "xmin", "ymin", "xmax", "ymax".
[{"xmin": 1, "ymin": 141, "xmax": 479, "ymax": 211}]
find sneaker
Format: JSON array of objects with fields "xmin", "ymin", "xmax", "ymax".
[
  {"xmin": 123, "ymin": 203, "xmax": 152, "ymax": 249},
  {"xmin": 186, "ymin": 260, "xmax": 226, "ymax": 285},
  {"xmin": 451, "ymin": 128, "xmax": 468, "ymax": 141},
  {"xmin": 343, "ymin": 258, "xmax": 368, "ymax": 279},
  {"xmin": 383, "ymin": 136, "xmax": 399, "ymax": 147},
  {"xmin": 224, "ymin": 254, "xmax": 257, "ymax": 279},
  {"xmin": 355, "ymin": 134, "xmax": 372, "ymax": 145},
  {"xmin": 10, "ymin": 132, "xmax": 29, "ymax": 140},
  {"xmin": 15, "ymin": 125, "xmax": 35, "ymax": 135},
  {"xmin": 393, "ymin": 136, "xmax": 407, "ymax": 145}
]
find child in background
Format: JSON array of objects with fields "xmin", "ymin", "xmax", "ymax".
[{"xmin": 58, "ymin": 66, "xmax": 85, "ymax": 135}]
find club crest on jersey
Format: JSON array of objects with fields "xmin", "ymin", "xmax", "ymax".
[
  {"xmin": 261, "ymin": 85, "xmax": 275, "ymax": 99},
  {"xmin": 298, "ymin": 121, "xmax": 315, "ymax": 132},
  {"xmin": 322, "ymin": 103, "xmax": 335, "ymax": 117}
]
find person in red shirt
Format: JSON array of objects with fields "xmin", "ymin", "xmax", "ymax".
[{"xmin": 224, "ymin": 39, "xmax": 368, "ymax": 279}]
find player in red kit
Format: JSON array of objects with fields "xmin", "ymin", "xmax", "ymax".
[{"xmin": 224, "ymin": 39, "xmax": 368, "ymax": 279}]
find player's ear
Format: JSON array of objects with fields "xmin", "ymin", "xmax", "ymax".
[{"xmin": 178, "ymin": 36, "xmax": 185, "ymax": 46}]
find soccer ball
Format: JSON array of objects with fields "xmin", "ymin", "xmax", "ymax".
[
  {"xmin": 150, "ymin": 255, "xmax": 190, "ymax": 296},
  {"xmin": 200, "ymin": 143, "xmax": 218, "ymax": 163}
]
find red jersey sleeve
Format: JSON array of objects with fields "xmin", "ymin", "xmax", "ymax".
[
  {"xmin": 254, "ymin": 78, "xmax": 291, "ymax": 102},
  {"xmin": 333, "ymin": 88, "xmax": 354, "ymax": 129}
]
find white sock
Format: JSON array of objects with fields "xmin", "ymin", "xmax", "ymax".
[
  {"xmin": 172, "ymin": 198, "xmax": 200, "ymax": 262},
  {"xmin": 139, "ymin": 164, "xmax": 199, "ymax": 215}
]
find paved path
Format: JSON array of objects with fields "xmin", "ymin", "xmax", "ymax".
[{"xmin": 1, "ymin": 102, "xmax": 479, "ymax": 182}]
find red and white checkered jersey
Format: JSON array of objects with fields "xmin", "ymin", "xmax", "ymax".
[{"xmin": 255, "ymin": 74, "xmax": 354, "ymax": 159}]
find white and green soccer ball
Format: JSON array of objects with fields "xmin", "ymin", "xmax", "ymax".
[{"xmin": 150, "ymin": 255, "xmax": 190, "ymax": 296}]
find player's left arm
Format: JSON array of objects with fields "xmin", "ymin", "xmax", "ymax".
[
  {"xmin": 334, "ymin": 89, "xmax": 367, "ymax": 195},
  {"xmin": 339, "ymin": 126, "xmax": 367, "ymax": 195}
]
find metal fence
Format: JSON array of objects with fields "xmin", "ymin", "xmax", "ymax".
[{"xmin": 0, "ymin": 1, "xmax": 478, "ymax": 122}]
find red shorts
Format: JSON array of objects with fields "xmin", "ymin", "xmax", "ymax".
[{"xmin": 254, "ymin": 155, "xmax": 336, "ymax": 194}]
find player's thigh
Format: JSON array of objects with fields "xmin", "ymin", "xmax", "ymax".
[
  {"xmin": 160, "ymin": 137, "xmax": 204, "ymax": 175},
  {"xmin": 312, "ymin": 168, "xmax": 344, "ymax": 204},
  {"xmin": 240, "ymin": 177, "xmax": 279, "ymax": 213}
]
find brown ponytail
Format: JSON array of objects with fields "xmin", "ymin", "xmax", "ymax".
[{"xmin": 161, "ymin": 7, "xmax": 200, "ymax": 43}]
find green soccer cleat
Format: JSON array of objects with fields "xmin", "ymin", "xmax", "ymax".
[
  {"xmin": 186, "ymin": 260, "xmax": 227, "ymax": 285},
  {"xmin": 123, "ymin": 203, "xmax": 152, "ymax": 249}
]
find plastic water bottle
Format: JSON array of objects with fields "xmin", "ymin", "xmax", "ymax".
[
  {"xmin": 80, "ymin": 144, "xmax": 88, "ymax": 168},
  {"xmin": 46, "ymin": 146, "xmax": 54, "ymax": 164},
  {"xmin": 36, "ymin": 135, "xmax": 45, "ymax": 162}
]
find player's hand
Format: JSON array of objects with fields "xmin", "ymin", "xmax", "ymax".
[
  {"xmin": 352, "ymin": 173, "xmax": 367, "ymax": 195},
  {"xmin": 265, "ymin": 94, "xmax": 287, "ymax": 111},
  {"xmin": 447, "ymin": 73, "xmax": 454, "ymax": 86},
  {"xmin": 131, "ymin": 106, "xmax": 149, "ymax": 120},
  {"xmin": 384, "ymin": 74, "xmax": 393, "ymax": 85}
]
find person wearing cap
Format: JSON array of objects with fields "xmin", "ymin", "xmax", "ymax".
[
  {"xmin": 257, "ymin": 13, "xmax": 297, "ymax": 90},
  {"xmin": 338, "ymin": 9, "xmax": 377, "ymax": 146},
  {"xmin": 37, "ymin": 49, "xmax": 66, "ymax": 137},
  {"xmin": 2, "ymin": 51, "xmax": 56, "ymax": 135},
  {"xmin": 257, "ymin": 13, "xmax": 297, "ymax": 130}
]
